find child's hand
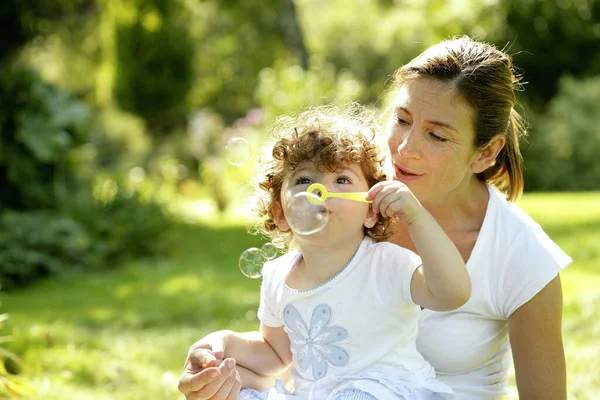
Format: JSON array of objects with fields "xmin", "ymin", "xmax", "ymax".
[{"xmin": 367, "ymin": 181, "xmax": 423, "ymax": 224}]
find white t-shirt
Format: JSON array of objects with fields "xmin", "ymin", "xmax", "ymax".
[
  {"xmin": 417, "ymin": 184, "xmax": 572, "ymax": 399},
  {"xmin": 258, "ymin": 237, "xmax": 452, "ymax": 399}
]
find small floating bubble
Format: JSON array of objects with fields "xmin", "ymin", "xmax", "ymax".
[
  {"xmin": 225, "ymin": 137, "xmax": 252, "ymax": 166},
  {"xmin": 239, "ymin": 248, "xmax": 267, "ymax": 278},
  {"xmin": 261, "ymin": 242, "xmax": 278, "ymax": 260}
]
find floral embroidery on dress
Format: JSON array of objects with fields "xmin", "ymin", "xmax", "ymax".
[{"xmin": 284, "ymin": 303, "xmax": 350, "ymax": 380}]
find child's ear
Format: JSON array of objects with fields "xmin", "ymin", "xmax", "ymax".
[
  {"xmin": 471, "ymin": 135, "xmax": 505, "ymax": 174},
  {"xmin": 272, "ymin": 201, "xmax": 290, "ymax": 231},
  {"xmin": 364, "ymin": 206, "xmax": 379, "ymax": 229}
]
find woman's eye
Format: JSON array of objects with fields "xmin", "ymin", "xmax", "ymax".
[
  {"xmin": 396, "ymin": 117, "xmax": 409, "ymax": 125},
  {"xmin": 429, "ymin": 132, "xmax": 447, "ymax": 142}
]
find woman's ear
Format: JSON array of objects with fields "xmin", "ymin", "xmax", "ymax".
[
  {"xmin": 471, "ymin": 135, "xmax": 505, "ymax": 174},
  {"xmin": 272, "ymin": 201, "xmax": 290, "ymax": 231},
  {"xmin": 364, "ymin": 206, "xmax": 379, "ymax": 229}
]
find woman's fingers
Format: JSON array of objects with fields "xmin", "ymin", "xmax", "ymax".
[
  {"xmin": 190, "ymin": 358, "xmax": 237, "ymax": 399},
  {"xmin": 190, "ymin": 348, "xmax": 220, "ymax": 368},
  {"xmin": 178, "ymin": 366, "xmax": 220, "ymax": 396},
  {"xmin": 227, "ymin": 376, "xmax": 241, "ymax": 400},
  {"xmin": 212, "ymin": 366, "xmax": 240, "ymax": 400}
]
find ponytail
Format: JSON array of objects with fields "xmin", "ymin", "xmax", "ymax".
[{"xmin": 477, "ymin": 108, "xmax": 527, "ymax": 201}]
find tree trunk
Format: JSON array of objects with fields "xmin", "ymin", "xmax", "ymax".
[{"xmin": 279, "ymin": 0, "xmax": 309, "ymax": 69}]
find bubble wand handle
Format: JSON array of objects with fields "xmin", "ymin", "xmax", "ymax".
[{"xmin": 306, "ymin": 183, "xmax": 372, "ymax": 204}]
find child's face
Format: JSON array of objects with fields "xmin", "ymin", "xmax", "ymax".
[{"xmin": 275, "ymin": 160, "xmax": 378, "ymax": 244}]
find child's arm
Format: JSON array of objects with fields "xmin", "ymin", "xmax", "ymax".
[
  {"xmin": 368, "ymin": 181, "xmax": 471, "ymax": 311},
  {"xmin": 223, "ymin": 324, "xmax": 292, "ymax": 378},
  {"xmin": 236, "ymin": 366, "xmax": 277, "ymax": 391},
  {"xmin": 407, "ymin": 208, "xmax": 471, "ymax": 311}
]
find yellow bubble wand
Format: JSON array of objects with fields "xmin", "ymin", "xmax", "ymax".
[{"xmin": 306, "ymin": 183, "xmax": 372, "ymax": 204}]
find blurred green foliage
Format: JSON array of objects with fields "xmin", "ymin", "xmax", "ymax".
[
  {"xmin": 0, "ymin": 65, "xmax": 90, "ymax": 210},
  {"xmin": 0, "ymin": 306, "xmax": 33, "ymax": 399},
  {"xmin": 0, "ymin": 0, "xmax": 95, "ymax": 61},
  {"xmin": 524, "ymin": 75, "xmax": 600, "ymax": 191},
  {"xmin": 0, "ymin": 212, "xmax": 89, "ymax": 289},
  {"xmin": 2, "ymin": 0, "xmax": 600, "ymax": 288},
  {"xmin": 113, "ymin": 0, "xmax": 195, "ymax": 136},
  {"xmin": 0, "ymin": 2, "xmax": 174, "ymax": 292},
  {"xmin": 497, "ymin": 0, "xmax": 600, "ymax": 111}
]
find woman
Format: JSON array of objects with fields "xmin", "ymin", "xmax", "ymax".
[{"xmin": 177, "ymin": 36, "xmax": 571, "ymax": 399}]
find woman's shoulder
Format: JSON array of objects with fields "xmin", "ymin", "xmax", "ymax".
[
  {"xmin": 484, "ymin": 185, "xmax": 563, "ymax": 253},
  {"xmin": 482, "ymin": 184, "xmax": 571, "ymax": 272},
  {"xmin": 480, "ymin": 187, "xmax": 571, "ymax": 317},
  {"xmin": 487, "ymin": 185, "xmax": 542, "ymax": 233}
]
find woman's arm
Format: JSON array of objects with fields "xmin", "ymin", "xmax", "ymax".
[{"xmin": 509, "ymin": 275, "xmax": 567, "ymax": 399}]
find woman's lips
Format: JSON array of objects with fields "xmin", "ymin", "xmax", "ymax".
[{"xmin": 394, "ymin": 165, "xmax": 423, "ymax": 182}]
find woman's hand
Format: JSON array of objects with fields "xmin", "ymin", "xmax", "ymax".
[
  {"xmin": 178, "ymin": 351, "xmax": 241, "ymax": 400},
  {"xmin": 367, "ymin": 181, "xmax": 423, "ymax": 224},
  {"xmin": 178, "ymin": 333, "xmax": 242, "ymax": 400}
]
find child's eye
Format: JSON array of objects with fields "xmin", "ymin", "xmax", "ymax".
[
  {"xmin": 295, "ymin": 176, "xmax": 312, "ymax": 185},
  {"xmin": 336, "ymin": 176, "xmax": 351, "ymax": 184},
  {"xmin": 429, "ymin": 131, "xmax": 448, "ymax": 142}
]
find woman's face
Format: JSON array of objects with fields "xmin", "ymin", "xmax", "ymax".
[{"xmin": 386, "ymin": 77, "xmax": 481, "ymax": 204}]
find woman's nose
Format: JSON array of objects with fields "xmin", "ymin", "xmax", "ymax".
[{"xmin": 392, "ymin": 130, "xmax": 421, "ymax": 159}]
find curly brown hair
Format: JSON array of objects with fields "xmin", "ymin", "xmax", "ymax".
[{"xmin": 249, "ymin": 103, "xmax": 391, "ymax": 250}]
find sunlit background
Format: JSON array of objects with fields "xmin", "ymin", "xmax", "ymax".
[{"xmin": 0, "ymin": 0, "xmax": 599, "ymax": 398}]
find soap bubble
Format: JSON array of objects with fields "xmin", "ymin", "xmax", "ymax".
[
  {"xmin": 225, "ymin": 137, "xmax": 252, "ymax": 166},
  {"xmin": 261, "ymin": 242, "xmax": 278, "ymax": 260},
  {"xmin": 286, "ymin": 192, "xmax": 329, "ymax": 235},
  {"xmin": 239, "ymin": 248, "xmax": 267, "ymax": 279}
]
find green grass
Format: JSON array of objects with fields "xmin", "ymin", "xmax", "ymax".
[
  {"xmin": 512, "ymin": 193, "xmax": 600, "ymax": 400},
  {"xmin": 1, "ymin": 192, "xmax": 599, "ymax": 399}
]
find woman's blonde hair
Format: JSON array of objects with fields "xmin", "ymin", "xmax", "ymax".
[{"xmin": 249, "ymin": 103, "xmax": 391, "ymax": 250}]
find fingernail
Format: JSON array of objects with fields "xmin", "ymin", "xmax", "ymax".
[
  {"xmin": 225, "ymin": 358, "xmax": 235, "ymax": 368},
  {"xmin": 209, "ymin": 370, "xmax": 219, "ymax": 378}
]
